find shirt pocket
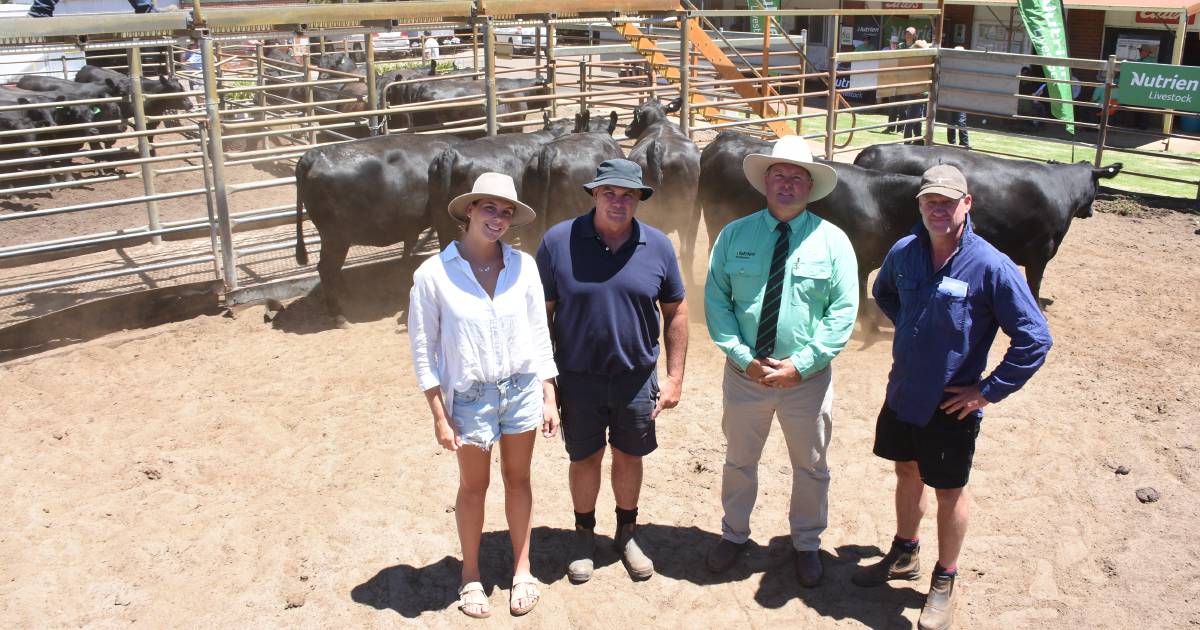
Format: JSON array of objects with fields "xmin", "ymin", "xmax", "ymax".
[
  {"xmin": 931, "ymin": 289, "xmax": 968, "ymax": 334},
  {"xmin": 791, "ymin": 261, "xmax": 832, "ymax": 306},
  {"xmin": 725, "ymin": 260, "xmax": 764, "ymax": 304}
]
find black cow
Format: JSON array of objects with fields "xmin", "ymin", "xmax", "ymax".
[
  {"xmin": 0, "ymin": 87, "xmax": 100, "ymax": 180},
  {"xmin": 406, "ymin": 76, "xmax": 550, "ymax": 134},
  {"xmin": 624, "ymin": 97, "xmax": 702, "ymax": 284},
  {"xmin": 15, "ymin": 75, "xmax": 128, "ymax": 148},
  {"xmin": 0, "ymin": 109, "xmax": 44, "ymax": 185},
  {"xmin": 427, "ymin": 113, "xmax": 574, "ymax": 253},
  {"xmin": 294, "ymin": 133, "xmax": 466, "ymax": 326},
  {"xmin": 378, "ymin": 62, "xmax": 475, "ymax": 131},
  {"xmin": 522, "ymin": 110, "xmax": 623, "ymax": 247},
  {"xmin": 75, "ymin": 65, "xmax": 192, "ymax": 121},
  {"xmin": 700, "ymin": 131, "xmax": 925, "ymax": 333},
  {"xmin": 853, "ymin": 144, "xmax": 1122, "ymax": 303}
]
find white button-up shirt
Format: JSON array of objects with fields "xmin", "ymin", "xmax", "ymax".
[{"xmin": 408, "ymin": 241, "xmax": 557, "ymax": 415}]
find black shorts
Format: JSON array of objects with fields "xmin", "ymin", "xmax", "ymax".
[
  {"xmin": 872, "ymin": 403, "xmax": 982, "ymax": 490},
  {"xmin": 557, "ymin": 367, "xmax": 658, "ymax": 462}
]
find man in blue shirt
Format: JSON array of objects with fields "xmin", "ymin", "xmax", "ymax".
[
  {"xmin": 854, "ymin": 164, "xmax": 1052, "ymax": 630},
  {"xmin": 536, "ymin": 159, "xmax": 688, "ymax": 584}
]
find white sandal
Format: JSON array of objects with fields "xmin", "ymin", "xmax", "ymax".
[
  {"xmin": 457, "ymin": 581, "xmax": 490, "ymax": 619},
  {"xmin": 509, "ymin": 574, "xmax": 540, "ymax": 616}
]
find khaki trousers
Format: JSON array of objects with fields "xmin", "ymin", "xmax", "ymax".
[{"xmin": 720, "ymin": 361, "xmax": 833, "ymax": 551}]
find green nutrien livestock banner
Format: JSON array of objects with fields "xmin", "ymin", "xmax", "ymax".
[
  {"xmin": 1016, "ymin": 0, "xmax": 1075, "ymax": 134},
  {"xmin": 1120, "ymin": 62, "xmax": 1200, "ymax": 114}
]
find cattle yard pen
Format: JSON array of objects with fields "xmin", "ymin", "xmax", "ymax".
[{"xmin": 0, "ymin": 1, "xmax": 1196, "ymax": 338}]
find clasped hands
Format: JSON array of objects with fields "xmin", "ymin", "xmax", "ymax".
[{"xmin": 747, "ymin": 357, "xmax": 802, "ymax": 388}]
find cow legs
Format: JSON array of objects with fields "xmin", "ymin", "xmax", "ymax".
[
  {"xmin": 316, "ymin": 238, "xmax": 351, "ymax": 328},
  {"xmin": 857, "ymin": 274, "xmax": 883, "ymax": 340},
  {"xmin": 1026, "ymin": 260, "xmax": 1053, "ymax": 309}
]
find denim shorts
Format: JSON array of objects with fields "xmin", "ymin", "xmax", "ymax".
[{"xmin": 451, "ymin": 372, "xmax": 542, "ymax": 450}]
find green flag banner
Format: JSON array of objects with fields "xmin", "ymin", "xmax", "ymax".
[
  {"xmin": 750, "ymin": 0, "xmax": 777, "ymax": 34},
  {"xmin": 1120, "ymin": 62, "xmax": 1200, "ymax": 114},
  {"xmin": 1016, "ymin": 0, "xmax": 1075, "ymax": 134}
]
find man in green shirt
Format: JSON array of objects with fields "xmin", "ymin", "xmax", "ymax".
[{"xmin": 703, "ymin": 135, "xmax": 859, "ymax": 586}]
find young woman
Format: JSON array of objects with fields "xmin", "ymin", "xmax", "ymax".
[{"xmin": 407, "ymin": 172, "xmax": 559, "ymax": 618}]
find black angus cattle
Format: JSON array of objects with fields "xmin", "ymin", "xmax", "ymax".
[
  {"xmin": 294, "ymin": 133, "xmax": 466, "ymax": 326},
  {"xmin": 521, "ymin": 110, "xmax": 623, "ymax": 247},
  {"xmin": 0, "ymin": 87, "xmax": 100, "ymax": 180},
  {"xmin": 624, "ymin": 97, "xmax": 702, "ymax": 284},
  {"xmin": 853, "ymin": 144, "xmax": 1122, "ymax": 303},
  {"xmin": 405, "ymin": 76, "xmax": 550, "ymax": 134},
  {"xmin": 0, "ymin": 108, "xmax": 44, "ymax": 185},
  {"xmin": 15, "ymin": 75, "xmax": 128, "ymax": 148},
  {"xmin": 75, "ymin": 65, "xmax": 192, "ymax": 124},
  {"xmin": 427, "ymin": 113, "xmax": 574, "ymax": 253},
  {"xmin": 700, "ymin": 131, "xmax": 924, "ymax": 333},
  {"xmin": 378, "ymin": 61, "xmax": 475, "ymax": 131}
]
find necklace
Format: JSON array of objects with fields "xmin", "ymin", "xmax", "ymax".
[{"xmin": 476, "ymin": 264, "xmax": 492, "ymax": 273}]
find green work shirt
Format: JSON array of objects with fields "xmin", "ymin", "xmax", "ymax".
[{"xmin": 705, "ymin": 209, "xmax": 860, "ymax": 376}]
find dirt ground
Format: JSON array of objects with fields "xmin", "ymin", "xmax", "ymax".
[{"xmin": 2, "ymin": 193, "xmax": 1198, "ymax": 628}]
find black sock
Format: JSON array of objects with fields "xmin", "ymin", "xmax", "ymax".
[
  {"xmin": 893, "ymin": 536, "xmax": 920, "ymax": 553},
  {"xmin": 574, "ymin": 510, "xmax": 596, "ymax": 531},
  {"xmin": 615, "ymin": 506, "xmax": 638, "ymax": 528}
]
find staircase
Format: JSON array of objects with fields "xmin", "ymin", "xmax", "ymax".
[{"xmin": 614, "ymin": 19, "xmax": 795, "ymax": 138}]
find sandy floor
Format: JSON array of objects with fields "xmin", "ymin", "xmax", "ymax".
[{"xmin": 2, "ymin": 201, "xmax": 1199, "ymax": 629}]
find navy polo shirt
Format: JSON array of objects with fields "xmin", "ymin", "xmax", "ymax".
[{"xmin": 536, "ymin": 210, "xmax": 685, "ymax": 375}]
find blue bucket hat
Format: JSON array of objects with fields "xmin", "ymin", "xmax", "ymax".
[{"xmin": 581, "ymin": 159, "xmax": 654, "ymax": 200}]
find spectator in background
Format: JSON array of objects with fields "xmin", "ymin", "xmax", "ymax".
[
  {"xmin": 945, "ymin": 46, "xmax": 970, "ymax": 149},
  {"xmin": 885, "ymin": 27, "xmax": 919, "ymax": 134},
  {"xmin": 28, "ymin": 0, "xmax": 155, "ymax": 16},
  {"xmin": 423, "ymin": 30, "xmax": 441, "ymax": 62},
  {"xmin": 903, "ymin": 40, "xmax": 931, "ymax": 144}
]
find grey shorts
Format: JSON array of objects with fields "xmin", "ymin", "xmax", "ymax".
[
  {"xmin": 451, "ymin": 373, "xmax": 542, "ymax": 450},
  {"xmin": 557, "ymin": 367, "xmax": 658, "ymax": 461}
]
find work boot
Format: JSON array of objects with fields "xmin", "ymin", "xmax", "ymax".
[
  {"xmin": 918, "ymin": 571, "xmax": 957, "ymax": 630},
  {"xmin": 705, "ymin": 538, "xmax": 746, "ymax": 574},
  {"xmin": 795, "ymin": 550, "xmax": 823, "ymax": 587},
  {"xmin": 567, "ymin": 527, "xmax": 595, "ymax": 584},
  {"xmin": 615, "ymin": 523, "xmax": 654, "ymax": 580},
  {"xmin": 851, "ymin": 540, "xmax": 921, "ymax": 587}
]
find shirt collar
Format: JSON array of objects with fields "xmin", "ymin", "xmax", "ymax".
[
  {"xmin": 574, "ymin": 209, "xmax": 645, "ymax": 247},
  {"xmin": 439, "ymin": 239, "xmax": 517, "ymax": 264},
  {"xmin": 759, "ymin": 208, "xmax": 811, "ymax": 233}
]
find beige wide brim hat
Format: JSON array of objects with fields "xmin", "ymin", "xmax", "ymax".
[
  {"xmin": 742, "ymin": 135, "xmax": 838, "ymax": 202},
  {"xmin": 447, "ymin": 172, "xmax": 537, "ymax": 228}
]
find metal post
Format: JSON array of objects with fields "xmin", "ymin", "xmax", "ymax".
[
  {"xmin": 215, "ymin": 43, "xmax": 227, "ymax": 111},
  {"xmin": 1164, "ymin": 10, "xmax": 1187, "ymax": 136},
  {"xmin": 365, "ymin": 32, "xmax": 379, "ymax": 136},
  {"xmin": 483, "ymin": 17, "xmax": 498, "ymax": 136},
  {"xmin": 923, "ymin": 49, "xmax": 939, "ymax": 146},
  {"xmin": 165, "ymin": 46, "xmax": 176, "ymax": 77},
  {"xmin": 798, "ymin": 28, "xmax": 807, "ymax": 133},
  {"xmin": 302, "ymin": 43, "xmax": 316, "ymax": 145},
  {"xmin": 678, "ymin": 11, "xmax": 690, "ymax": 138},
  {"xmin": 535, "ymin": 26, "xmax": 542, "ymax": 77},
  {"xmin": 472, "ymin": 24, "xmax": 480, "ymax": 71},
  {"xmin": 127, "ymin": 46, "xmax": 161, "ymax": 246},
  {"xmin": 646, "ymin": 61, "xmax": 657, "ymax": 101},
  {"xmin": 1094, "ymin": 55, "xmax": 1116, "ymax": 169},
  {"xmin": 195, "ymin": 121, "xmax": 224, "ymax": 281},
  {"xmin": 200, "ymin": 37, "xmax": 238, "ymax": 291},
  {"xmin": 578, "ymin": 59, "xmax": 588, "ymax": 112},
  {"xmin": 824, "ymin": 17, "xmax": 839, "ymax": 159},
  {"xmin": 760, "ymin": 6, "xmax": 770, "ymax": 119},
  {"xmin": 545, "ymin": 17, "xmax": 557, "ymax": 118},
  {"xmin": 252, "ymin": 42, "xmax": 267, "ymax": 151},
  {"xmin": 60, "ymin": 55, "xmax": 69, "ymax": 79}
]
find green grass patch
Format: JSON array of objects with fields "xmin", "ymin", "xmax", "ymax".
[
  {"xmin": 787, "ymin": 110, "xmax": 1200, "ymax": 199},
  {"xmin": 374, "ymin": 60, "xmax": 459, "ymax": 75}
]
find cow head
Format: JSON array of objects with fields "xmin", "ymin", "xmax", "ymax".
[
  {"xmin": 573, "ymin": 110, "xmax": 620, "ymax": 135},
  {"xmin": 625, "ymin": 98, "xmax": 669, "ymax": 139},
  {"xmin": 0, "ymin": 112, "xmax": 43, "ymax": 157},
  {"xmin": 145, "ymin": 74, "xmax": 194, "ymax": 112},
  {"xmin": 542, "ymin": 113, "xmax": 574, "ymax": 136},
  {"xmin": 12, "ymin": 97, "xmax": 54, "ymax": 128}
]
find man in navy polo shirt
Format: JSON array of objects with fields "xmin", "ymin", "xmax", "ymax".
[
  {"xmin": 854, "ymin": 164, "xmax": 1052, "ymax": 630},
  {"xmin": 536, "ymin": 159, "xmax": 688, "ymax": 583}
]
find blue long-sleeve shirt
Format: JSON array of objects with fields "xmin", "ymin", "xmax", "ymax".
[{"xmin": 872, "ymin": 217, "xmax": 1052, "ymax": 427}]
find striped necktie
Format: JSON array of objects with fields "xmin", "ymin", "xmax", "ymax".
[{"xmin": 754, "ymin": 221, "xmax": 791, "ymax": 359}]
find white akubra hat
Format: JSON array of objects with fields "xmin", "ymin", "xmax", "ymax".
[
  {"xmin": 447, "ymin": 172, "xmax": 537, "ymax": 228},
  {"xmin": 742, "ymin": 135, "xmax": 838, "ymax": 202}
]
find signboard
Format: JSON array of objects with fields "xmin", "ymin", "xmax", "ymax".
[
  {"xmin": 882, "ymin": 2, "xmax": 923, "ymax": 8},
  {"xmin": 1120, "ymin": 62, "xmax": 1200, "ymax": 114},
  {"xmin": 750, "ymin": 0, "xmax": 778, "ymax": 34},
  {"xmin": 1134, "ymin": 11, "xmax": 1195, "ymax": 26}
]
